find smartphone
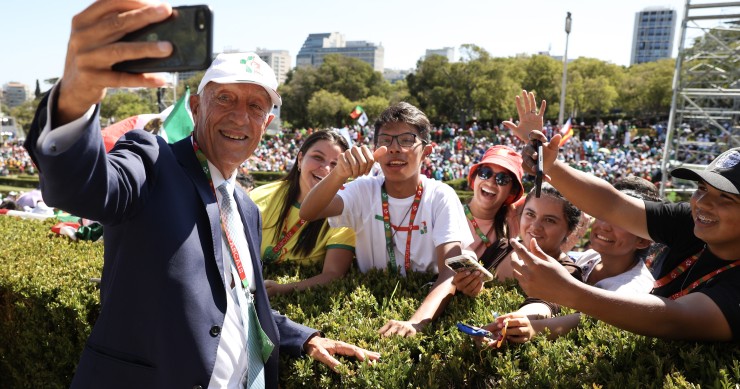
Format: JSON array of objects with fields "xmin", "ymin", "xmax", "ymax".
[
  {"xmin": 113, "ymin": 5, "xmax": 213, "ymax": 73},
  {"xmin": 533, "ymin": 139, "xmax": 543, "ymax": 198},
  {"xmin": 456, "ymin": 322, "xmax": 493, "ymax": 338},
  {"xmin": 445, "ymin": 253, "xmax": 494, "ymax": 282}
]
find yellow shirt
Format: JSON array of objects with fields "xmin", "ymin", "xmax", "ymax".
[{"xmin": 250, "ymin": 181, "xmax": 355, "ymax": 265}]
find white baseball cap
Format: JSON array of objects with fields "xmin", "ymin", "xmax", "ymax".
[{"xmin": 197, "ymin": 52, "xmax": 282, "ymax": 107}]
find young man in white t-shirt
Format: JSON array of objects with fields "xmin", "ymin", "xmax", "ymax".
[{"xmin": 301, "ymin": 102, "xmax": 474, "ymax": 337}]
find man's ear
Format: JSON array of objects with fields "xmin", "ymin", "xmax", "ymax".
[{"xmin": 189, "ymin": 94, "xmax": 200, "ymax": 119}]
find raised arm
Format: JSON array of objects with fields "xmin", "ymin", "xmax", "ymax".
[
  {"xmin": 300, "ymin": 145, "xmax": 386, "ymax": 221},
  {"xmin": 504, "ymin": 90, "xmax": 650, "ymax": 240},
  {"xmin": 511, "ymin": 238, "xmax": 731, "ymax": 341}
]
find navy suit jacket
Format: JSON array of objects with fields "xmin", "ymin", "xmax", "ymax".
[{"xmin": 24, "ymin": 95, "xmax": 316, "ymax": 388}]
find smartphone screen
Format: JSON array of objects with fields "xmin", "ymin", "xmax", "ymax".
[{"xmin": 113, "ymin": 5, "xmax": 213, "ymax": 73}]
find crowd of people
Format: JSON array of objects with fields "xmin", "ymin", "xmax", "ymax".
[
  {"xmin": 8, "ymin": 2, "xmax": 739, "ymax": 386},
  {"xmin": 243, "ymin": 120, "xmax": 668, "ymax": 191},
  {"xmin": 0, "ymin": 141, "xmax": 35, "ymax": 176}
]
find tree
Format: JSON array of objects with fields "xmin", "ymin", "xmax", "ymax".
[
  {"xmin": 567, "ymin": 58, "xmax": 624, "ymax": 119},
  {"xmin": 100, "ymin": 90, "xmax": 157, "ymax": 123},
  {"xmin": 34, "ymin": 80, "xmax": 41, "ymax": 100},
  {"xmin": 519, "ymin": 55, "xmax": 562, "ymax": 119},
  {"xmin": 280, "ymin": 55, "xmax": 390, "ymax": 128},
  {"xmin": 307, "ymin": 90, "xmax": 351, "ymax": 128},
  {"xmin": 279, "ymin": 66, "xmax": 322, "ymax": 128},
  {"xmin": 355, "ymin": 95, "xmax": 390, "ymax": 127},
  {"xmin": 317, "ymin": 55, "xmax": 389, "ymax": 101},
  {"xmin": 8, "ymin": 99, "xmax": 40, "ymax": 136},
  {"xmin": 619, "ymin": 59, "xmax": 674, "ymax": 120}
]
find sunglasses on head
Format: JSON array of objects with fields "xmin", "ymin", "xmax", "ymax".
[{"xmin": 476, "ymin": 166, "xmax": 513, "ymax": 186}]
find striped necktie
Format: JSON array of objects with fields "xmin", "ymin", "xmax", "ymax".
[{"xmin": 217, "ymin": 183, "xmax": 265, "ymax": 389}]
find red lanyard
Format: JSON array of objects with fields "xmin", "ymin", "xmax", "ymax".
[
  {"xmin": 193, "ymin": 138, "xmax": 250, "ymax": 289},
  {"xmin": 653, "ymin": 246, "xmax": 740, "ymax": 300},
  {"xmin": 464, "ymin": 204, "xmax": 492, "ymax": 248},
  {"xmin": 263, "ymin": 217, "xmax": 307, "ymax": 262},
  {"xmin": 653, "ymin": 247, "xmax": 704, "ymax": 288},
  {"xmin": 381, "ymin": 181, "xmax": 423, "ymax": 272}
]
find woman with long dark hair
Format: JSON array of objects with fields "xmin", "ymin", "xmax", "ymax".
[{"xmin": 250, "ymin": 130, "xmax": 354, "ymax": 297}]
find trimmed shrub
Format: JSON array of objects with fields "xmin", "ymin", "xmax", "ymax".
[
  {"xmin": 0, "ymin": 217, "xmax": 102, "ymax": 388},
  {"xmin": 2, "ymin": 217, "xmax": 739, "ymax": 388}
]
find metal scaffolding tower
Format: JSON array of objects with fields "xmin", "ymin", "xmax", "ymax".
[{"xmin": 659, "ymin": 0, "xmax": 740, "ymax": 197}]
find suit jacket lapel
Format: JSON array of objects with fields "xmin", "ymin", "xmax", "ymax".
[{"xmin": 172, "ymin": 138, "xmax": 226, "ymax": 286}]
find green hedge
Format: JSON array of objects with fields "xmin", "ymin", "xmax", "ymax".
[
  {"xmin": 1, "ymin": 217, "xmax": 739, "ymax": 388},
  {"xmin": 0, "ymin": 217, "xmax": 102, "ymax": 388},
  {"xmin": 0, "ymin": 175, "xmax": 40, "ymax": 189}
]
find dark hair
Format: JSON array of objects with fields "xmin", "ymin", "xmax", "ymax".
[
  {"xmin": 613, "ymin": 176, "xmax": 660, "ymax": 260},
  {"xmin": 613, "ymin": 176, "xmax": 660, "ymax": 202},
  {"xmin": 272, "ymin": 130, "xmax": 350, "ymax": 257},
  {"xmin": 524, "ymin": 182, "xmax": 582, "ymax": 234},
  {"xmin": 373, "ymin": 102, "xmax": 431, "ymax": 144}
]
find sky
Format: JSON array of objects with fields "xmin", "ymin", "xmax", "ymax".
[{"xmin": 0, "ymin": 0, "xmax": 699, "ymax": 90}]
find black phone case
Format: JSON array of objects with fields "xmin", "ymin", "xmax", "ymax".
[{"xmin": 113, "ymin": 5, "xmax": 213, "ymax": 73}]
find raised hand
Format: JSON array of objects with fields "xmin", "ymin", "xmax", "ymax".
[
  {"xmin": 502, "ymin": 90, "xmax": 547, "ymax": 142},
  {"xmin": 334, "ymin": 145, "xmax": 387, "ymax": 180},
  {"xmin": 509, "ymin": 238, "xmax": 577, "ymax": 302},
  {"xmin": 57, "ymin": 0, "xmax": 174, "ymax": 125}
]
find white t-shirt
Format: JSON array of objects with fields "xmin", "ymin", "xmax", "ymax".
[
  {"xmin": 329, "ymin": 175, "xmax": 473, "ymax": 275},
  {"xmin": 575, "ymin": 249, "xmax": 654, "ymax": 294}
]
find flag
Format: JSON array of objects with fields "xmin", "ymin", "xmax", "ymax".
[
  {"xmin": 337, "ymin": 127, "xmax": 354, "ymax": 147},
  {"xmin": 349, "ymin": 105, "xmax": 364, "ymax": 120},
  {"xmin": 558, "ymin": 117, "xmax": 573, "ymax": 147},
  {"xmin": 162, "ymin": 86, "xmax": 193, "ymax": 144},
  {"xmin": 101, "ymin": 113, "xmax": 162, "ymax": 152},
  {"xmin": 357, "ymin": 111, "xmax": 369, "ymax": 126}
]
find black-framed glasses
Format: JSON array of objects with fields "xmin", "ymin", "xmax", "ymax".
[
  {"xmin": 476, "ymin": 166, "xmax": 513, "ymax": 186},
  {"xmin": 375, "ymin": 132, "xmax": 423, "ymax": 149}
]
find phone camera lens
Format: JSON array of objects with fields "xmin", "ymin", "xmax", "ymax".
[{"xmin": 196, "ymin": 9, "xmax": 206, "ymax": 31}]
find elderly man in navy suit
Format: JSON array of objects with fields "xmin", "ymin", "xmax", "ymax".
[{"xmin": 24, "ymin": 1, "xmax": 379, "ymax": 388}]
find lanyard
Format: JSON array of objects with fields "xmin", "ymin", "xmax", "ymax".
[
  {"xmin": 653, "ymin": 247, "xmax": 705, "ymax": 288},
  {"xmin": 381, "ymin": 181, "xmax": 423, "ymax": 272},
  {"xmin": 263, "ymin": 216, "xmax": 307, "ymax": 263},
  {"xmin": 464, "ymin": 204, "xmax": 492, "ymax": 248},
  {"xmin": 193, "ymin": 138, "xmax": 250, "ymax": 290},
  {"xmin": 653, "ymin": 246, "xmax": 740, "ymax": 300}
]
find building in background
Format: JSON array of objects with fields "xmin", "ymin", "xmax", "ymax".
[
  {"xmin": 256, "ymin": 49, "xmax": 291, "ymax": 84},
  {"xmin": 2, "ymin": 82, "xmax": 32, "ymax": 108},
  {"xmin": 630, "ymin": 6, "xmax": 677, "ymax": 65},
  {"xmin": 297, "ymin": 32, "xmax": 384, "ymax": 72},
  {"xmin": 425, "ymin": 47, "xmax": 456, "ymax": 62},
  {"xmin": 383, "ymin": 68, "xmax": 414, "ymax": 84}
]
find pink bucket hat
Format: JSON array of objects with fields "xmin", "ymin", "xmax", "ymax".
[{"xmin": 468, "ymin": 145, "xmax": 524, "ymax": 205}]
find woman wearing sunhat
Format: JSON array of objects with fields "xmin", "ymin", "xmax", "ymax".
[{"xmin": 452, "ymin": 145, "xmax": 525, "ymax": 296}]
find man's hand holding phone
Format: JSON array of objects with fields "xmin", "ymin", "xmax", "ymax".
[
  {"xmin": 445, "ymin": 254, "xmax": 494, "ymax": 283},
  {"xmin": 57, "ymin": 1, "xmax": 175, "ymax": 126}
]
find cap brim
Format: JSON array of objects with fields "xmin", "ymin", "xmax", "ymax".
[
  {"xmin": 671, "ymin": 168, "xmax": 739, "ymax": 194},
  {"xmin": 199, "ymin": 79, "xmax": 282, "ymax": 107}
]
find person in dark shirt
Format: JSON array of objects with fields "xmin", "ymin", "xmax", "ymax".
[{"xmin": 501, "ymin": 90, "xmax": 740, "ymax": 342}]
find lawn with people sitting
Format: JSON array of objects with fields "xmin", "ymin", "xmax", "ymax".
[{"xmin": 1, "ymin": 216, "xmax": 738, "ymax": 388}]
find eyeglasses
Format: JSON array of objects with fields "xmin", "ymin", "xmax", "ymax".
[
  {"xmin": 476, "ymin": 166, "xmax": 513, "ymax": 186},
  {"xmin": 375, "ymin": 132, "xmax": 423, "ymax": 149}
]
